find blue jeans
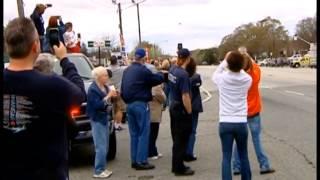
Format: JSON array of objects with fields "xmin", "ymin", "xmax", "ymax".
[
  {"xmin": 233, "ymin": 114, "xmax": 271, "ymax": 171},
  {"xmin": 186, "ymin": 112, "xmax": 199, "ymax": 156},
  {"xmin": 219, "ymin": 122, "xmax": 251, "ymax": 180},
  {"xmin": 127, "ymin": 101, "xmax": 150, "ymax": 164},
  {"xmin": 91, "ymin": 119, "xmax": 110, "ymax": 174}
]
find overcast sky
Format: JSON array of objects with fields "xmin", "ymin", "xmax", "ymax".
[{"xmin": 4, "ymin": 0, "xmax": 316, "ymax": 55}]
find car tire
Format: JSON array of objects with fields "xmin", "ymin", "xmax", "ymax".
[
  {"xmin": 294, "ymin": 63, "xmax": 300, "ymax": 68},
  {"xmin": 107, "ymin": 126, "xmax": 117, "ymax": 161}
]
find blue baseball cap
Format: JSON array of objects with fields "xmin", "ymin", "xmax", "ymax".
[
  {"xmin": 135, "ymin": 48, "xmax": 146, "ymax": 59},
  {"xmin": 177, "ymin": 48, "xmax": 190, "ymax": 58}
]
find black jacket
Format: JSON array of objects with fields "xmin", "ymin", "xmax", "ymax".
[
  {"xmin": 190, "ymin": 73, "xmax": 203, "ymax": 113},
  {"xmin": 30, "ymin": 11, "xmax": 45, "ymax": 36}
]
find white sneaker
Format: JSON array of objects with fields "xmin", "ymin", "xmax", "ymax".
[
  {"xmin": 93, "ymin": 170, "xmax": 113, "ymax": 178},
  {"xmin": 149, "ymin": 156, "xmax": 159, "ymax": 160}
]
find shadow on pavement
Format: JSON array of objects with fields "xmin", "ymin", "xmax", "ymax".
[{"xmin": 69, "ymin": 144, "xmax": 94, "ymax": 168}]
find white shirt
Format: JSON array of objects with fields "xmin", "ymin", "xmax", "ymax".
[
  {"xmin": 212, "ymin": 60, "xmax": 252, "ymax": 123},
  {"xmin": 63, "ymin": 31, "xmax": 77, "ymax": 48}
]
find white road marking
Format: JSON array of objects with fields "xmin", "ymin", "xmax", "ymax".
[
  {"xmin": 285, "ymin": 90, "xmax": 305, "ymax": 96},
  {"xmin": 200, "ymin": 87, "xmax": 212, "ymax": 103}
]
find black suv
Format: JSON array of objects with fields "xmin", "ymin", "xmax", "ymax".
[{"xmin": 52, "ymin": 53, "xmax": 117, "ymax": 160}]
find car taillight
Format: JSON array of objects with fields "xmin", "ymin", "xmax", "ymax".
[{"xmin": 70, "ymin": 107, "xmax": 81, "ymax": 118}]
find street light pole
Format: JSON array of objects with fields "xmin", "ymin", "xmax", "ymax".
[{"xmin": 17, "ymin": 0, "xmax": 25, "ymax": 17}]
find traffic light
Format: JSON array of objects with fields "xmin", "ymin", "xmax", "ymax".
[
  {"xmin": 88, "ymin": 41, "xmax": 94, "ymax": 47},
  {"xmin": 105, "ymin": 40, "xmax": 111, "ymax": 48}
]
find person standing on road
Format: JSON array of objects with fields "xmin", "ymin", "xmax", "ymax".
[
  {"xmin": 30, "ymin": 4, "xmax": 48, "ymax": 52},
  {"xmin": 160, "ymin": 59, "xmax": 171, "ymax": 110},
  {"xmin": 168, "ymin": 48, "xmax": 195, "ymax": 176},
  {"xmin": 121, "ymin": 48, "xmax": 164, "ymax": 170},
  {"xmin": 184, "ymin": 57, "xmax": 203, "ymax": 162},
  {"xmin": 2, "ymin": 17, "xmax": 86, "ymax": 180},
  {"xmin": 232, "ymin": 47, "xmax": 276, "ymax": 175},
  {"xmin": 147, "ymin": 63, "xmax": 167, "ymax": 160},
  {"xmin": 212, "ymin": 51, "xmax": 252, "ymax": 180},
  {"xmin": 107, "ymin": 55, "xmax": 126, "ymax": 131},
  {"xmin": 86, "ymin": 66, "xmax": 117, "ymax": 178}
]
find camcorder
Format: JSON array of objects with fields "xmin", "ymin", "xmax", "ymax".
[
  {"xmin": 48, "ymin": 28, "xmax": 60, "ymax": 48},
  {"xmin": 45, "ymin": 4, "xmax": 52, "ymax": 8},
  {"xmin": 177, "ymin": 43, "xmax": 183, "ymax": 50}
]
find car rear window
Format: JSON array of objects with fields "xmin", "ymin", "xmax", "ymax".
[{"xmin": 53, "ymin": 55, "xmax": 93, "ymax": 80}]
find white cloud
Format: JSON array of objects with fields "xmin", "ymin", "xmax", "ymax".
[{"xmin": 4, "ymin": 0, "xmax": 316, "ymax": 55}]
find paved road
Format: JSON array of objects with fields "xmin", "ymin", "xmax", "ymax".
[{"xmin": 69, "ymin": 66, "xmax": 316, "ymax": 180}]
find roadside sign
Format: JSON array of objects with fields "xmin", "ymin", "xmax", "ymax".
[
  {"xmin": 105, "ymin": 40, "xmax": 111, "ymax": 48},
  {"xmin": 88, "ymin": 41, "xmax": 94, "ymax": 47}
]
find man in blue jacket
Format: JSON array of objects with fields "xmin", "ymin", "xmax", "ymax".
[{"xmin": 121, "ymin": 48, "xmax": 164, "ymax": 170}]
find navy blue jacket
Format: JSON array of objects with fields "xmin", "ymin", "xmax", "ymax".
[
  {"xmin": 121, "ymin": 62, "xmax": 164, "ymax": 104},
  {"xmin": 86, "ymin": 82, "xmax": 112, "ymax": 125},
  {"xmin": 191, "ymin": 73, "xmax": 203, "ymax": 113},
  {"xmin": 30, "ymin": 11, "xmax": 45, "ymax": 36}
]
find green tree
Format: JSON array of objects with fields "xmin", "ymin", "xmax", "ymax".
[{"xmin": 218, "ymin": 16, "xmax": 290, "ymax": 58}]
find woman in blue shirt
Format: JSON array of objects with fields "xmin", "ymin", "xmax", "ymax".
[{"xmin": 86, "ymin": 67, "xmax": 117, "ymax": 178}]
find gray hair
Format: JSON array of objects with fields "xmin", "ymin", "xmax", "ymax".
[
  {"xmin": 92, "ymin": 66, "xmax": 108, "ymax": 81},
  {"xmin": 34, "ymin": 53, "xmax": 55, "ymax": 74}
]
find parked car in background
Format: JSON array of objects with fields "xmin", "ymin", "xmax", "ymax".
[
  {"xmin": 258, "ymin": 59, "xmax": 268, "ymax": 66},
  {"xmin": 266, "ymin": 58, "xmax": 276, "ymax": 67},
  {"xmin": 53, "ymin": 53, "xmax": 117, "ymax": 160}
]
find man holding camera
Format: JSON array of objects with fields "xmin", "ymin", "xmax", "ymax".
[
  {"xmin": 30, "ymin": 4, "xmax": 50, "ymax": 52},
  {"xmin": 2, "ymin": 17, "xmax": 86, "ymax": 180}
]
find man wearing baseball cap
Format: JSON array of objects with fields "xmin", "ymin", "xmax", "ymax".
[
  {"xmin": 121, "ymin": 48, "xmax": 164, "ymax": 170},
  {"xmin": 168, "ymin": 48, "xmax": 194, "ymax": 176}
]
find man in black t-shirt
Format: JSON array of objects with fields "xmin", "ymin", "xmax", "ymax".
[{"xmin": 1, "ymin": 17, "xmax": 86, "ymax": 180}]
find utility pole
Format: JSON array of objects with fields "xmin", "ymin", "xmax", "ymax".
[
  {"xmin": 132, "ymin": 0, "xmax": 146, "ymax": 47},
  {"xmin": 17, "ymin": 0, "xmax": 25, "ymax": 17},
  {"xmin": 137, "ymin": 3, "xmax": 141, "ymax": 46},
  {"xmin": 113, "ymin": 1, "xmax": 125, "ymax": 57}
]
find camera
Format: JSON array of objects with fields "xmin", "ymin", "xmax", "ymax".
[
  {"xmin": 77, "ymin": 33, "xmax": 81, "ymax": 39},
  {"xmin": 45, "ymin": 4, "xmax": 52, "ymax": 8},
  {"xmin": 177, "ymin": 43, "xmax": 183, "ymax": 50},
  {"xmin": 48, "ymin": 28, "xmax": 60, "ymax": 47}
]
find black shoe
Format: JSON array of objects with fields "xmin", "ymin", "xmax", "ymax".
[
  {"xmin": 184, "ymin": 155, "xmax": 197, "ymax": 162},
  {"xmin": 260, "ymin": 168, "xmax": 276, "ymax": 174},
  {"xmin": 172, "ymin": 166, "xmax": 190, "ymax": 173},
  {"xmin": 134, "ymin": 163, "xmax": 155, "ymax": 170},
  {"xmin": 233, "ymin": 170, "xmax": 240, "ymax": 175},
  {"xmin": 131, "ymin": 163, "xmax": 139, "ymax": 169},
  {"xmin": 174, "ymin": 168, "xmax": 195, "ymax": 176}
]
